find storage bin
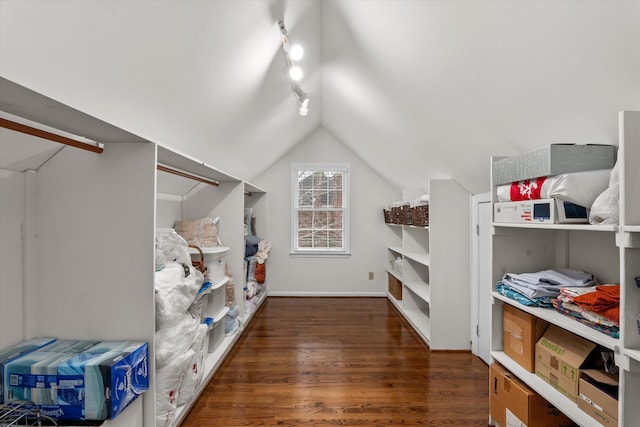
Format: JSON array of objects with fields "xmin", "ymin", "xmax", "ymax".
[
  {"xmin": 383, "ymin": 207, "xmax": 392, "ymax": 223},
  {"xmin": 207, "ymin": 307, "xmax": 229, "ymax": 354},
  {"xmin": 411, "ymin": 202, "xmax": 429, "ymax": 227},
  {"xmin": 398, "ymin": 203, "xmax": 411, "ymax": 225},
  {"xmin": 189, "ymin": 296, "xmax": 208, "ymax": 322},
  {"xmin": 390, "ymin": 202, "xmax": 402, "ymax": 224},
  {"xmin": 190, "ymin": 246, "xmax": 229, "ymax": 283},
  {"xmin": 204, "ymin": 278, "xmax": 228, "ymax": 320},
  {"xmin": 492, "ymin": 143, "xmax": 617, "ymax": 185},
  {"xmin": 388, "ymin": 272, "xmax": 402, "ymax": 300}
]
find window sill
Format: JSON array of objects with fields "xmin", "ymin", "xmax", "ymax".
[{"xmin": 289, "ymin": 251, "xmax": 351, "ymax": 258}]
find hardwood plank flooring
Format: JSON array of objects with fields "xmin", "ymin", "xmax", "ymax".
[{"xmin": 181, "ymin": 297, "xmax": 489, "ymax": 426}]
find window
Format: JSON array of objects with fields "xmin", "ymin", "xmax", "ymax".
[{"xmin": 291, "ymin": 163, "xmax": 350, "ymax": 256}]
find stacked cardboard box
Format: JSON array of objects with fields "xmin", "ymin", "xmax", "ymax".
[
  {"xmin": 503, "ymin": 304, "xmax": 549, "ymax": 372},
  {"xmin": 490, "ymin": 363, "xmax": 575, "ymax": 427}
]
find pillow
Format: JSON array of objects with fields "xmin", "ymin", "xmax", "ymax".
[{"xmin": 175, "ymin": 217, "xmax": 221, "ymax": 247}]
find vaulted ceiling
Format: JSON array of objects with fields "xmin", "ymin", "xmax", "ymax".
[{"xmin": 1, "ymin": 0, "xmax": 639, "ymax": 194}]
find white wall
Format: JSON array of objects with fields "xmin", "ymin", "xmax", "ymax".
[
  {"xmin": 0, "ymin": 170, "xmax": 25, "ymax": 348},
  {"xmin": 256, "ymin": 127, "xmax": 400, "ymax": 295}
]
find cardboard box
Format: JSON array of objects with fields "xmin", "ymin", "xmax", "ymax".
[
  {"xmin": 535, "ymin": 325, "xmax": 596, "ymax": 402},
  {"xmin": 577, "ymin": 369, "xmax": 618, "ymax": 426},
  {"xmin": 388, "ymin": 272, "xmax": 402, "ymax": 300},
  {"xmin": 490, "ymin": 363, "xmax": 575, "ymax": 427},
  {"xmin": 492, "ymin": 144, "xmax": 617, "ymax": 185},
  {"xmin": 503, "ymin": 304, "xmax": 549, "ymax": 372},
  {"xmin": 494, "ymin": 199, "xmax": 589, "ymax": 224}
]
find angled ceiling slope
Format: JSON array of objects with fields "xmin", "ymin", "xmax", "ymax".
[
  {"xmin": 320, "ymin": 0, "xmax": 640, "ymax": 194},
  {"xmin": 1, "ymin": 1, "xmax": 640, "ymax": 195}
]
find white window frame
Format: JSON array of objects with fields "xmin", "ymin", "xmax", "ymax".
[{"xmin": 290, "ymin": 162, "xmax": 350, "ymax": 257}]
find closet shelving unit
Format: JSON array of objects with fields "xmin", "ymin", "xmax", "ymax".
[
  {"xmin": 488, "ymin": 111, "xmax": 640, "ymax": 427},
  {"xmin": 385, "ymin": 180, "xmax": 471, "ymax": 350},
  {"xmin": 242, "ymin": 182, "xmax": 269, "ymax": 322},
  {"xmin": 0, "ymin": 77, "xmax": 268, "ymax": 427}
]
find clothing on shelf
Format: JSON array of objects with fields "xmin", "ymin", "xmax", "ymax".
[
  {"xmin": 552, "ymin": 284, "xmax": 621, "ymax": 338},
  {"xmin": 500, "ymin": 268, "xmax": 597, "ymax": 300}
]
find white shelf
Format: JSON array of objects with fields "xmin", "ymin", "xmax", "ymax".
[
  {"xmin": 491, "ymin": 351, "xmax": 597, "ymax": 427},
  {"xmin": 0, "ymin": 77, "xmax": 269, "ymax": 427},
  {"xmin": 207, "ymin": 276, "xmax": 230, "ymax": 291},
  {"xmin": 189, "ymin": 246, "xmax": 230, "ymax": 255},
  {"xmin": 404, "ymin": 251, "xmax": 430, "ymax": 266},
  {"xmin": 624, "ymin": 348, "xmax": 640, "ymax": 364},
  {"xmin": 386, "ymin": 291, "xmax": 402, "ymax": 307},
  {"xmin": 386, "ymin": 268, "xmax": 402, "ymax": 282},
  {"xmin": 242, "ymin": 289, "xmax": 268, "ymax": 324},
  {"xmin": 384, "ymin": 181, "xmax": 470, "ymax": 351},
  {"xmin": 403, "ymin": 307, "xmax": 431, "ymax": 344},
  {"xmin": 492, "ymin": 292, "xmax": 620, "ymax": 351},
  {"xmin": 406, "ymin": 225, "xmax": 429, "ymax": 230},
  {"xmin": 387, "ymin": 245, "xmax": 403, "ymax": 254},
  {"xmin": 489, "ymin": 111, "xmax": 640, "ymax": 427},
  {"xmin": 492, "ymin": 222, "xmax": 618, "ymax": 232},
  {"xmin": 404, "ymin": 281, "xmax": 430, "ymax": 304}
]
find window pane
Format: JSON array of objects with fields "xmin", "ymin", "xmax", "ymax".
[
  {"xmin": 298, "ymin": 230, "xmax": 312, "ymax": 248},
  {"xmin": 328, "ymin": 211, "xmax": 343, "ymax": 229},
  {"xmin": 298, "ymin": 190, "xmax": 313, "ymax": 207},
  {"xmin": 313, "ymin": 172, "xmax": 327, "ymax": 188},
  {"xmin": 329, "ymin": 173, "xmax": 343, "ymax": 189},
  {"xmin": 298, "ymin": 171, "xmax": 313, "ymax": 189},
  {"xmin": 312, "ymin": 230, "xmax": 328, "ymax": 248},
  {"xmin": 312, "ymin": 211, "xmax": 328, "ymax": 229},
  {"xmin": 328, "ymin": 190, "xmax": 342, "ymax": 208},
  {"xmin": 328, "ymin": 230, "xmax": 343, "ymax": 247},
  {"xmin": 297, "ymin": 211, "xmax": 313, "ymax": 230}
]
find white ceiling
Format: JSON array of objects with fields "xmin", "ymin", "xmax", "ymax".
[{"xmin": 1, "ymin": 0, "xmax": 639, "ymax": 194}]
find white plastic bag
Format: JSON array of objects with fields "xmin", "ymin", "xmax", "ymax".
[
  {"xmin": 156, "ymin": 228, "xmax": 191, "ymax": 267},
  {"xmin": 155, "ymin": 262, "xmax": 204, "ymax": 330},
  {"xmin": 177, "ymin": 323, "xmax": 209, "ymax": 406},
  {"xmin": 590, "ymin": 161, "xmax": 620, "ymax": 225},
  {"xmin": 155, "ymin": 314, "xmax": 199, "ymax": 369},
  {"xmin": 155, "ymin": 348, "xmax": 195, "ymax": 427}
]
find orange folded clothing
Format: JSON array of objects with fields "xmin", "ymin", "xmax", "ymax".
[{"xmin": 572, "ymin": 284, "xmax": 620, "ymax": 323}]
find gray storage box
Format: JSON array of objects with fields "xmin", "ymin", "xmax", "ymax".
[{"xmin": 493, "ymin": 144, "xmax": 617, "ymax": 185}]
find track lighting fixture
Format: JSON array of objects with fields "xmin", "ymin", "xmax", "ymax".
[
  {"xmin": 293, "ymin": 83, "xmax": 309, "ymax": 116},
  {"xmin": 279, "ymin": 20, "xmax": 309, "ymax": 116},
  {"xmin": 288, "ymin": 65, "xmax": 303, "ymax": 81}
]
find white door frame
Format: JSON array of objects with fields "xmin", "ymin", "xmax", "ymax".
[{"xmin": 471, "ymin": 192, "xmax": 491, "ymax": 363}]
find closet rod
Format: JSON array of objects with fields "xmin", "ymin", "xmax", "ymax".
[
  {"xmin": 156, "ymin": 164, "xmax": 220, "ymax": 187},
  {"xmin": 0, "ymin": 117, "xmax": 103, "ymax": 153}
]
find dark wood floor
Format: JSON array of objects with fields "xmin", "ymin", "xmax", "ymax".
[{"xmin": 181, "ymin": 297, "xmax": 489, "ymax": 426}]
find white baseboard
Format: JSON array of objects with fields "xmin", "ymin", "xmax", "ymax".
[{"xmin": 267, "ymin": 291, "xmax": 387, "ymax": 297}]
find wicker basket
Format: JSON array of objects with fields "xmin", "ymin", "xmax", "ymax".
[
  {"xmin": 390, "ymin": 204, "xmax": 401, "ymax": 224},
  {"xmin": 398, "ymin": 203, "xmax": 412, "ymax": 225},
  {"xmin": 411, "ymin": 204, "xmax": 429, "ymax": 227},
  {"xmin": 383, "ymin": 208, "xmax": 392, "ymax": 224},
  {"xmin": 189, "ymin": 245, "xmax": 208, "ymax": 275}
]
